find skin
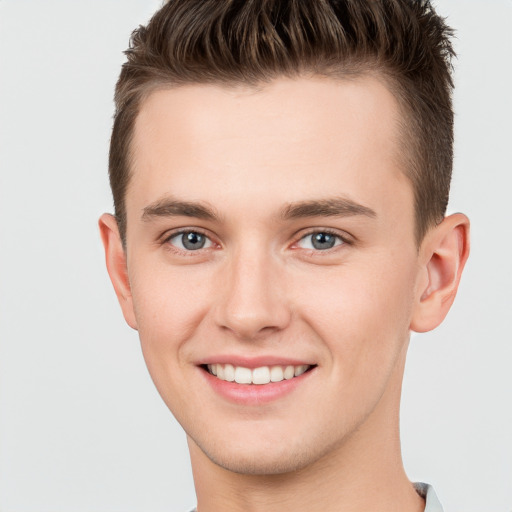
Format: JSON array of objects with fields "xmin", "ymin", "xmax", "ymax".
[{"xmin": 100, "ymin": 76, "xmax": 469, "ymax": 511}]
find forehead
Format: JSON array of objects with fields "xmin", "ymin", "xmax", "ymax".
[{"xmin": 127, "ymin": 76, "xmax": 412, "ymax": 228}]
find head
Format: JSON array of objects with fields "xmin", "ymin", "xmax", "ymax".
[{"xmin": 100, "ymin": 0, "xmax": 469, "ymax": 478}]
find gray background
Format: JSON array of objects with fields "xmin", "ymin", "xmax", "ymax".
[{"xmin": 0, "ymin": 1, "xmax": 511, "ymax": 511}]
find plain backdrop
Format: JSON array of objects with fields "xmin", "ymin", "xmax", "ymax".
[{"xmin": 0, "ymin": 1, "xmax": 511, "ymax": 511}]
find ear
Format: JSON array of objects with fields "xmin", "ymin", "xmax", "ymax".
[
  {"xmin": 410, "ymin": 213, "xmax": 470, "ymax": 333},
  {"xmin": 98, "ymin": 213, "xmax": 138, "ymax": 330}
]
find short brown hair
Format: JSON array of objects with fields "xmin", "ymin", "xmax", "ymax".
[{"xmin": 109, "ymin": 0, "xmax": 455, "ymax": 244}]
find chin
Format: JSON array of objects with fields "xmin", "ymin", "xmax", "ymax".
[
  {"xmin": 190, "ymin": 429, "xmax": 337, "ymax": 476},
  {"xmin": 204, "ymin": 448, "xmax": 313, "ymax": 476}
]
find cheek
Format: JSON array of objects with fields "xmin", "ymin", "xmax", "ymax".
[
  {"xmin": 127, "ymin": 262, "xmax": 217, "ymax": 422},
  {"xmin": 129, "ymin": 262, "xmax": 214, "ymax": 363},
  {"xmin": 293, "ymin": 254, "xmax": 417, "ymax": 364}
]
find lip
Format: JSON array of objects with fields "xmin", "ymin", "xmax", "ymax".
[{"xmin": 198, "ymin": 360, "xmax": 316, "ymax": 405}]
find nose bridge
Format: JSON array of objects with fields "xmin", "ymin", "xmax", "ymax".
[{"xmin": 215, "ymin": 240, "xmax": 290, "ymax": 339}]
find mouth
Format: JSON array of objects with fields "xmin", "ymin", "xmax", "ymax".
[{"xmin": 203, "ymin": 363, "xmax": 315, "ymax": 385}]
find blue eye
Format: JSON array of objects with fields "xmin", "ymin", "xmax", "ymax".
[
  {"xmin": 297, "ymin": 232, "xmax": 343, "ymax": 250},
  {"xmin": 167, "ymin": 231, "xmax": 213, "ymax": 251}
]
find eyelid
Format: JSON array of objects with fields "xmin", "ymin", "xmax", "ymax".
[
  {"xmin": 291, "ymin": 228, "xmax": 353, "ymax": 251},
  {"xmin": 158, "ymin": 226, "xmax": 353, "ymax": 254},
  {"xmin": 161, "ymin": 227, "xmax": 218, "ymax": 253}
]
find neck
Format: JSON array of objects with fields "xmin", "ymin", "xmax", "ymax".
[{"xmin": 189, "ymin": 347, "xmax": 424, "ymax": 512}]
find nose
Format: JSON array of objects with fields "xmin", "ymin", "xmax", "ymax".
[{"xmin": 214, "ymin": 247, "xmax": 292, "ymax": 341}]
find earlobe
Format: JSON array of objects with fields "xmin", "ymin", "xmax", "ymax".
[
  {"xmin": 410, "ymin": 213, "xmax": 470, "ymax": 333},
  {"xmin": 98, "ymin": 214, "xmax": 138, "ymax": 330}
]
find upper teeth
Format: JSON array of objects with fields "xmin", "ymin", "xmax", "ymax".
[{"xmin": 207, "ymin": 364, "xmax": 310, "ymax": 385}]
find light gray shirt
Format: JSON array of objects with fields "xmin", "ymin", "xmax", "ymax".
[
  {"xmin": 414, "ymin": 482, "xmax": 444, "ymax": 512},
  {"xmin": 187, "ymin": 482, "xmax": 444, "ymax": 512}
]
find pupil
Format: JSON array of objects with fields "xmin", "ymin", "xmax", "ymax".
[
  {"xmin": 183, "ymin": 232, "xmax": 205, "ymax": 250},
  {"xmin": 312, "ymin": 232, "xmax": 335, "ymax": 250}
]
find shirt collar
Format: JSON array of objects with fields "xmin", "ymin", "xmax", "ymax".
[{"xmin": 414, "ymin": 482, "xmax": 444, "ymax": 512}]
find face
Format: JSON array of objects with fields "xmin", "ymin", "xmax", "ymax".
[{"xmin": 119, "ymin": 76, "xmax": 425, "ymax": 474}]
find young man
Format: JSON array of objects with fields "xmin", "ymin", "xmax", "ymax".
[{"xmin": 100, "ymin": 1, "xmax": 469, "ymax": 510}]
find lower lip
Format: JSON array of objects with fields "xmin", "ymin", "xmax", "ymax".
[{"xmin": 201, "ymin": 367, "xmax": 314, "ymax": 405}]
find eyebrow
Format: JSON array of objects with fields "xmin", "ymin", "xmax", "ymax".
[
  {"xmin": 281, "ymin": 197, "xmax": 377, "ymax": 220},
  {"xmin": 141, "ymin": 196, "xmax": 376, "ymax": 222},
  {"xmin": 141, "ymin": 198, "xmax": 219, "ymax": 222}
]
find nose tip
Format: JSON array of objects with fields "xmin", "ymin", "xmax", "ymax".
[
  {"xmin": 221, "ymin": 314, "xmax": 277, "ymax": 341},
  {"xmin": 214, "ymin": 256, "xmax": 291, "ymax": 340}
]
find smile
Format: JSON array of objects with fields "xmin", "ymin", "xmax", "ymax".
[{"xmin": 206, "ymin": 363, "xmax": 312, "ymax": 385}]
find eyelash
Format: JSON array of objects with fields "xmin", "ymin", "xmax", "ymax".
[
  {"xmin": 161, "ymin": 228, "xmax": 351, "ymax": 255},
  {"xmin": 293, "ymin": 229, "xmax": 351, "ymax": 253},
  {"xmin": 162, "ymin": 228, "xmax": 217, "ymax": 255}
]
